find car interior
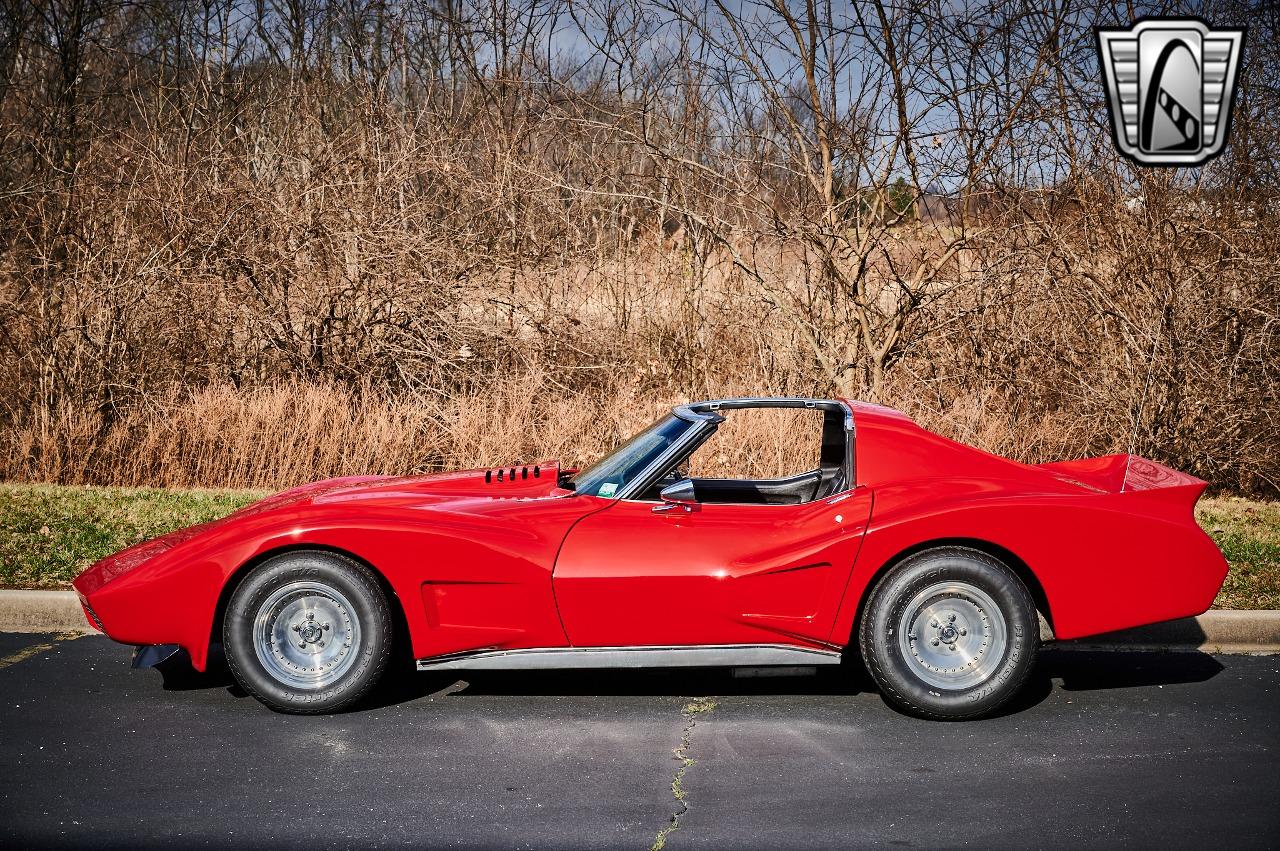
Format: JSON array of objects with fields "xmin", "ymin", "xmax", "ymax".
[{"xmin": 638, "ymin": 404, "xmax": 850, "ymax": 505}]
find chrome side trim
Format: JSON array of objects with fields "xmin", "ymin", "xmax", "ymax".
[{"xmin": 415, "ymin": 644, "xmax": 843, "ymax": 672}]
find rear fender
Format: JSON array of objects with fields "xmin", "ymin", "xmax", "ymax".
[{"xmin": 828, "ymin": 483, "xmax": 1228, "ymax": 645}]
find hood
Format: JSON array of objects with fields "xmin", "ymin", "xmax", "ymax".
[
  {"xmin": 264, "ymin": 460, "xmax": 570, "ymax": 510},
  {"xmin": 72, "ymin": 461, "xmax": 572, "ymax": 598}
]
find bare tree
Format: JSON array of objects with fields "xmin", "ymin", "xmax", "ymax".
[{"xmin": 0, "ymin": 0, "xmax": 1275, "ymax": 492}]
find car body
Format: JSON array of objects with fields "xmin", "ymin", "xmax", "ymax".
[{"xmin": 73, "ymin": 397, "xmax": 1229, "ymax": 717}]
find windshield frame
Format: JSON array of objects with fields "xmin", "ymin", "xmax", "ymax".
[{"xmin": 570, "ymin": 407, "xmax": 722, "ymax": 500}]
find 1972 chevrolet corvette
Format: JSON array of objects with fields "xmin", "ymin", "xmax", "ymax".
[{"xmin": 73, "ymin": 397, "xmax": 1228, "ymax": 720}]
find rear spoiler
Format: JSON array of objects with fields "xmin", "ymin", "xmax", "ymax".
[{"xmin": 1039, "ymin": 454, "xmax": 1207, "ymax": 509}]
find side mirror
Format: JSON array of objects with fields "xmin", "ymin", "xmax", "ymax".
[{"xmin": 654, "ymin": 478, "xmax": 697, "ymax": 513}]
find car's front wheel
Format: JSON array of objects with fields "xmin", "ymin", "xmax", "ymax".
[
  {"xmin": 223, "ymin": 551, "xmax": 392, "ymax": 714},
  {"xmin": 858, "ymin": 546, "xmax": 1038, "ymax": 720}
]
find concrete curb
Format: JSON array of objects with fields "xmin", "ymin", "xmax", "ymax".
[
  {"xmin": 2, "ymin": 590, "xmax": 1279, "ymax": 653},
  {"xmin": 1051, "ymin": 609, "xmax": 1280, "ymax": 655},
  {"xmin": 0, "ymin": 591, "xmax": 95, "ymax": 634}
]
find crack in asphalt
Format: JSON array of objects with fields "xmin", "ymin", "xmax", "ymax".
[{"xmin": 651, "ymin": 696, "xmax": 717, "ymax": 851}]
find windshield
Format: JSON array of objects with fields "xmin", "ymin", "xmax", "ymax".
[{"xmin": 570, "ymin": 415, "xmax": 692, "ymax": 498}]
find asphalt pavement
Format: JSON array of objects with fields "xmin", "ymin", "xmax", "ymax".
[{"xmin": 0, "ymin": 633, "xmax": 1276, "ymax": 850}]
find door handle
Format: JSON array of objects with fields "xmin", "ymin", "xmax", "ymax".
[{"xmin": 652, "ymin": 501, "xmax": 692, "ymax": 514}]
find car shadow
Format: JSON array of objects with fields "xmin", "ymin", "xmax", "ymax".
[
  {"xmin": 364, "ymin": 658, "xmax": 871, "ymax": 709},
  {"xmin": 149, "ymin": 645, "xmax": 1227, "ymax": 715},
  {"xmin": 153, "ymin": 646, "xmax": 247, "ymax": 696},
  {"xmin": 1037, "ymin": 646, "xmax": 1225, "ymax": 691},
  {"xmin": 367, "ymin": 646, "xmax": 1229, "ymax": 714},
  {"xmin": 970, "ymin": 647, "xmax": 1226, "ymax": 720}
]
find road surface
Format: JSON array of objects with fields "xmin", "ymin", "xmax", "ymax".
[{"xmin": 0, "ymin": 633, "xmax": 1276, "ymax": 849}]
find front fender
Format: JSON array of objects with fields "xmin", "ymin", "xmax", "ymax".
[{"xmin": 75, "ymin": 495, "xmax": 595, "ymax": 669}]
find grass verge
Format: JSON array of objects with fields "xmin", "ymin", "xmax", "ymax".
[
  {"xmin": 0, "ymin": 483, "xmax": 266, "ymax": 588},
  {"xmin": 0, "ymin": 484, "xmax": 1276, "ymax": 609},
  {"xmin": 1197, "ymin": 497, "xmax": 1280, "ymax": 610}
]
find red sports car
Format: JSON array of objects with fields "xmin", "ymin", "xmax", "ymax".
[{"xmin": 72, "ymin": 398, "xmax": 1228, "ymax": 719}]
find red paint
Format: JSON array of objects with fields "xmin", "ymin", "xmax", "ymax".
[
  {"xmin": 554, "ymin": 488, "xmax": 873, "ymax": 647},
  {"xmin": 72, "ymin": 404, "xmax": 1229, "ymax": 670}
]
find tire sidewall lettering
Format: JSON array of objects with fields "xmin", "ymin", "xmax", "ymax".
[
  {"xmin": 223, "ymin": 552, "xmax": 391, "ymax": 713},
  {"xmin": 861, "ymin": 547, "xmax": 1038, "ymax": 719}
]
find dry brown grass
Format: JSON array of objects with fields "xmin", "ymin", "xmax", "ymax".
[
  {"xmin": 1, "ymin": 381, "xmax": 858, "ymax": 489},
  {"xmin": 0, "ymin": 0, "xmax": 1275, "ymax": 495},
  {"xmin": 6, "ymin": 383, "xmax": 440, "ymax": 490}
]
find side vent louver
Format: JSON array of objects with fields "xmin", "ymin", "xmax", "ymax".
[{"xmin": 485, "ymin": 464, "xmax": 541, "ymax": 484}]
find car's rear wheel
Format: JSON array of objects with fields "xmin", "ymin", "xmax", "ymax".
[
  {"xmin": 223, "ymin": 551, "xmax": 392, "ymax": 714},
  {"xmin": 858, "ymin": 546, "xmax": 1038, "ymax": 720}
]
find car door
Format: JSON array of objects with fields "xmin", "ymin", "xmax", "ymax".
[{"xmin": 551, "ymin": 487, "xmax": 873, "ymax": 648}]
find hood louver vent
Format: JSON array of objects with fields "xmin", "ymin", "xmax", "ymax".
[{"xmin": 484, "ymin": 465, "xmax": 541, "ymax": 484}]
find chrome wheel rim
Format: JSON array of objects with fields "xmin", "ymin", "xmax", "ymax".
[
  {"xmin": 252, "ymin": 581, "xmax": 361, "ymax": 689},
  {"xmin": 897, "ymin": 581, "xmax": 1007, "ymax": 691}
]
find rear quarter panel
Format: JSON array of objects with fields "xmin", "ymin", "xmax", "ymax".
[
  {"xmin": 828, "ymin": 479, "xmax": 1228, "ymax": 644},
  {"xmin": 832, "ymin": 402, "xmax": 1228, "ymax": 645}
]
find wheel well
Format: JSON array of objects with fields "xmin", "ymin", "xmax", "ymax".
[
  {"xmin": 209, "ymin": 544, "xmax": 412, "ymax": 658},
  {"xmin": 850, "ymin": 538, "xmax": 1054, "ymax": 646}
]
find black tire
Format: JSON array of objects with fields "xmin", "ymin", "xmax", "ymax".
[
  {"xmin": 223, "ymin": 551, "xmax": 393, "ymax": 714},
  {"xmin": 858, "ymin": 546, "xmax": 1038, "ymax": 720}
]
